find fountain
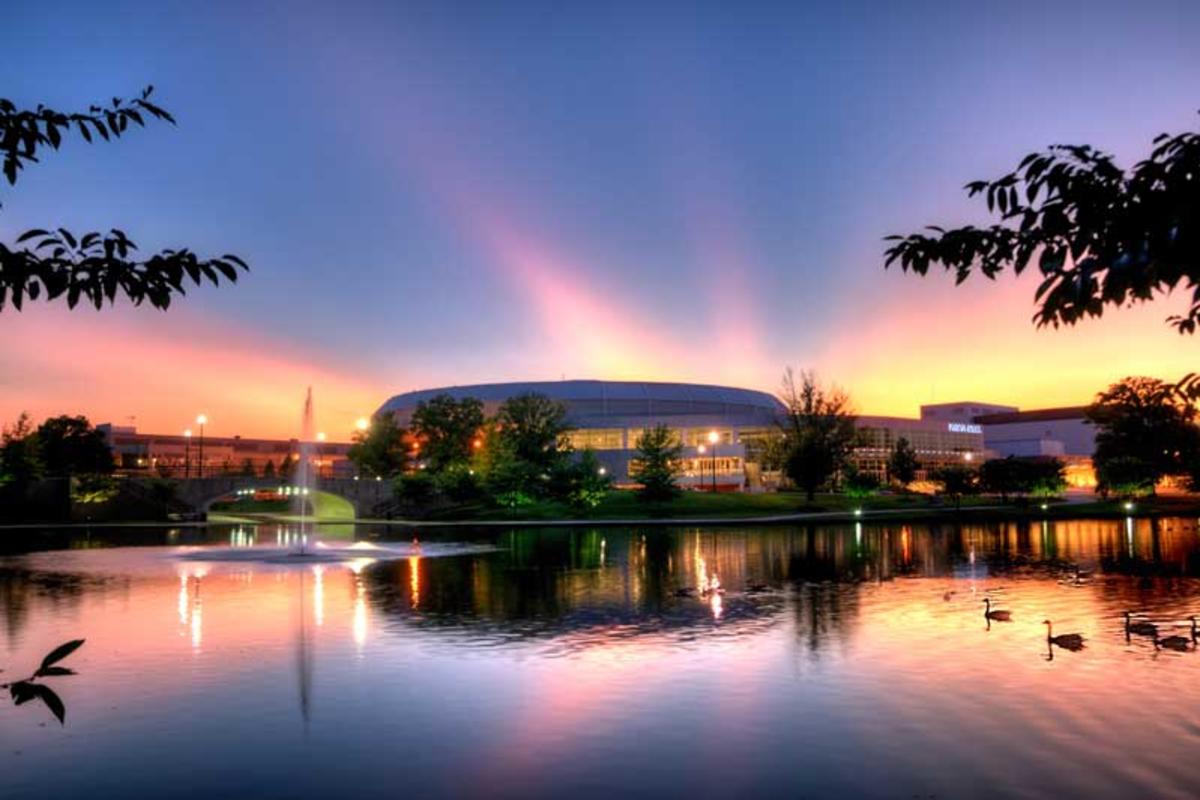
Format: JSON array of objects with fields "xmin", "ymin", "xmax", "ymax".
[{"xmin": 296, "ymin": 387, "xmax": 316, "ymax": 554}]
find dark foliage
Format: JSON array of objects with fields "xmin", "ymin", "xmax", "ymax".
[
  {"xmin": 887, "ymin": 436, "xmax": 919, "ymax": 488},
  {"xmin": 778, "ymin": 369, "xmax": 857, "ymax": 502},
  {"xmin": 3, "ymin": 639, "xmax": 84, "ymax": 725},
  {"xmin": 35, "ymin": 415, "xmax": 113, "ymax": 478},
  {"xmin": 631, "ymin": 424, "xmax": 683, "ymax": 502},
  {"xmin": 0, "ymin": 86, "xmax": 247, "ymax": 312},
  {"xmin": 886, "ymin": 119, "xmax": 1200, "ymax": 333},
  {"xmin": 1087, "ymin": 376, "xmax": 1200, "ymax": 494},
  {"xmin": 409, "ymin": 394, "xmax": 485, "ymax": 472}
]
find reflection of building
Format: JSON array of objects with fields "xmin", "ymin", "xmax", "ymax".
[
  {"xmin": 377, "ymin": 380, "xmax": 784, "ymax": 490},
  {"xmin": 98, "ymin": 424, "xmax": 353, "ymax": 478},
  {"xmin": 974, "ymin": 407, "xmax": 1097, "ymax": 488}
]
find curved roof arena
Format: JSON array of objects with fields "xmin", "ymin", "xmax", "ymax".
[{"xmin": 377, "ymin": 380, "xmax": 785, "ymax": 430}]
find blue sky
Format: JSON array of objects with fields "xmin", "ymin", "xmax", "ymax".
[{"xmin": 3, "ymin": 1, "xmax": 1198, "ymax": 436}]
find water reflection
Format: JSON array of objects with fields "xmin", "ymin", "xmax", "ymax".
[{"xmin": 3, "ymin": 518, "xmax": 1200, "ymax": 799}]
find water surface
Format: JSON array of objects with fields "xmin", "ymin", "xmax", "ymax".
[{"xmin": 3, "ymin": 518, "xmax": 1200, "ymax": 799}]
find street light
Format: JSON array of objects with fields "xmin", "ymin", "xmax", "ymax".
[
  {"xmin": 707, "ymin": 430, "xmax": 720, "ymax": 492},
  {"xmin": 316, "ymin": 432, "xmax": 326, "ymax": 478},
  {"xmin": 356, "ymin": 417, "xmax": 370, "ymax": 432},
  {"xmin": 196, "ymin": 414, "xmax": 208, "ymax": 478},
  {"xmin": 183, "ymin": 429, "xmax": 192, "ymax": 478}
]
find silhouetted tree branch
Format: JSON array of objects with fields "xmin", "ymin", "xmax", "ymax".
[
  {"xmin": 0, "ymin": 86, "xmax": 247, "ymax": 312},
  {"xmin": 885, "ymin": 117, "xmax": 1200, "ymax": 334}
]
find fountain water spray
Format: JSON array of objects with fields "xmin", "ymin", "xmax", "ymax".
[{"xmin": 296, "ymin": 387, "xmax": 316, "ymax": 555}]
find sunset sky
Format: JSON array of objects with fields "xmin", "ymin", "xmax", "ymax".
[{"xmin": 3, "ymin": 1, "xmax": 1198, "ymax": 439}]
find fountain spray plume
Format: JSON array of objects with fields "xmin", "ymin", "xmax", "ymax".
[{"xmin": 297, "ymin": 387, "xmax": 316, "ymax": 554}]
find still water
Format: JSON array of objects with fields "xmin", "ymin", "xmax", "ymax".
[{"xmin": 3, "ymin": 518, "xmax": 1200, "ymax": 799}]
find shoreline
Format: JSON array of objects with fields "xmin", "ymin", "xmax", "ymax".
[{"xmin": 4, "ymin": 498, "xmax": 1197, "ymax": 531}]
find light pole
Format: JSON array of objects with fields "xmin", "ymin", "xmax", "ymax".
[
  {"xmin": 196, "ymin": 414, "xmax": 208, "ymax": 478},
  {"xmin": 183, "ymin": 429, "xmax": 192, "ymax": 478},
  {"xmin": 316, "ymin": 431, "xmax": 326, "ymax": 479},
  {"xmin": 707, "ymin": 430, "xmax": 719, "ymax": 492}
]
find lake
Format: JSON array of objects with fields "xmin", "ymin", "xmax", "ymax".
[{"xmin": 3, "ymin": 517, "xmax": 1200, "ymax": 799}]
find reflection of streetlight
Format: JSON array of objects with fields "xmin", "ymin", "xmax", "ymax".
[
  {"xmin": 707, "ymin": 430, "xmax": 719, "ymax": 492},
  {"xmin": 183, "ymin": 429, "xmax": 192, "ymax": 478},
  {"xmin": 196, "ymin": 415, "xmax": 208, "ymax": 478}
]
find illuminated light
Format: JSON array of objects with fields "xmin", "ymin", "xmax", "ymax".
[
  {"xmin": 316, "ymin": 432, "xmax": 326, "ymax": 442},
  {"xmin": 355, "ymin": 417, "xmax": 369, "ymax": 431},
  {"xmin": 183, "ymin": 429, "xmax": 192, "ymax": 438},
  {"xmin": 964, "ymin": 452, "xmax": 975, "ymax": 462},
  {"xmin": 1123, "ymin": 501, "xmax": 1135, "ymax": 512},
  {"xmin": 409, "ymin": 554, "xmax": 421, "ymax": 609},
  {"xmin": 1040, "ymin": 503, "xmax": 1049, "ymax": 511},
  {"xmin": 376, "ymin": 476, "xmax": 382, "ymax": 481},
  {"xmin": 854, "ymin": 508, "xmax": 862, "ymax": 517},
  {"xmin": 312, "ymin": 566, "xmax": 325, "ymax": 627},
  {"xmin": 697, "ymin": 444, "xmax": 706, "ymax": 454},
  {"xmin": 947, "ymin": 423, "xmax": 982, "ymax": 434},
  {"xmin": 598, "ymin": 467, "xmax": 607, "ymax": 476},
  {"xmin": 196, "ymin": 413, "xmax": 208, "ymax": 426},
  {"xmin": 707, "ymin": 430, "xmax": 720, "ymax": 445},
  {"xmin": 472, "ymin": 438, "xmax": 482, "ymax": 449},
  {"xmin": 177, "ymin": 574, "xmax": 189, "ymax": 625}
]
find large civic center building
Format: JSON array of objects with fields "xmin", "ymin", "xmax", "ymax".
[{"xmin": 377, "ymin": 380, "xmax": 1100, "ymax": 491}]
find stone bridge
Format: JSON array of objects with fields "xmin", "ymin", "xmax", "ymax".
[{"xmin": 168, "ymin": 475, "xmax": 394, "ymax": 517}]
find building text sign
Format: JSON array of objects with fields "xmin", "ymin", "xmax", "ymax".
[{"xmin": 947, "ymin": 422, "xmax": 983, "ymax": 434}]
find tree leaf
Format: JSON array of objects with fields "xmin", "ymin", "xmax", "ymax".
[
  {"xmin": 34, "ymin": 684, "xmax": 66, "ymax": 725},
  {"xmin": 39, "ymin": 639, "xmax": 85, "ymax": 672}
]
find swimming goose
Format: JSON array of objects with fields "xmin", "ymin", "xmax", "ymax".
[
  {"xmin": 1044, "ymin": 620, "xmax": 1085, "ymax": 651},
  {"xmin": 1155, "ymin": 631, "xmax": 1192, "ymax": 652},
  {"xmin": 1124, "ymin": 611, "xmax": 1157, "ymax": 637},
  {"xmin": 983, "ymin": 598, "xmax": 1012, "ymax": 622}
]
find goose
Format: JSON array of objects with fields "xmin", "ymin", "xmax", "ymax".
[
  {"xmin": 1044, "ymin": 620, "xmax": 1085, "ymax": 651},
  {"xmin": 983, "ymin": 598, "xmax": 1012, "ymax": 622},
  {"xmin": 1155, "ymin": 631, "xmax": 1192, "ymax": 652},
  {"xmin": 1124, "ymin": 611, "xmax": 1157, "ymax": 637}
]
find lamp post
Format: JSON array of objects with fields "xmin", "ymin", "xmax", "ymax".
[
  {"xmin": 707, "ymin": 430, "xmax": 720, "ymax": 492},
  {"xmin": 183, "ymin": 429, "xmax": 192, "ymax": 478},
  {"xmin": 316, "ymin": 431, "xmax": 326, "ymax": 479},
  {"xmin": 196, "ymin": 414, "xmax": 208, "ymax": 478}
]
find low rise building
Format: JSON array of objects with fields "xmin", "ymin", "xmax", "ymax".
[{"xmin": 97, "ymin": 424, "xmax": 353, "ymax": 478}]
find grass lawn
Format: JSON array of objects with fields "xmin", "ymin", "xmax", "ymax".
[{"xmin": 413, "ymin": 489, "xmax": 996, "ymax": 522}]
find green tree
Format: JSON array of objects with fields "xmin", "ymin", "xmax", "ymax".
[
  {"xmin": 239, "ymin": 458, "xmax": 256, "ymax": 477},
  {"xmin": 841, "ymin": 463, "xmax": 881, "ymax": 499},
  {"xmin": 979, "ymin": 457, "xmax": 1023, "ymax": 503},
  {"xmin": 35, "ymin": 416, "xmax": 112, "ymax": 478},
  {"xmin": 262, "ymin": 459, "xmax": 276, "ymax": 478},
  {"xmin": 0, "ymin": 412, "xmax": 40, "ymax": 487},
  {"xmin": 885, "ymin": 118, "xmax": 1200, "ymax": 333},
  {"xmin": 277, "ymin": 453, "xmax": 297, "ymax": 481},
  {"xmin": 474, "ymin": 424, "xmax": 537, "ymax": 503},
  {"xmin": 778, "ymin": 368, "xmax": 857, "ymax": 502},
  {"xmin": 1, "ymin": 87, "xmax": 246, "ymax": 312},
  {"xmin": 495, "ymin": 393, "xmax": 572, "ymax": 478},
  {"xmin": 409, "ymin": 394, "xmax": 485, "ymax": 473},
  {"xmin": 556, "ymin": 449, "xmax": 613, "ymax": 512},
  {"xmin": 1096, "ymin": 456, "xmax": 1157, "ymax": 499},
  {"xmin": 631, "ymin": 424, "xmax": 682, "ymax": 502},
  {"xmin": 347, "ymin": 415, "xmax": 410, "ymax": 479},
  {"xmin": 887, "ymin": 436, "xmax": 919, "ymax": 489},
  {"xmin": 1088, "ymin": 376, "xmax": 1200, "ymax": 494},
  {"xmin": 931, "ymin": 465, "xmax": 979, "ymax": 510}
]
